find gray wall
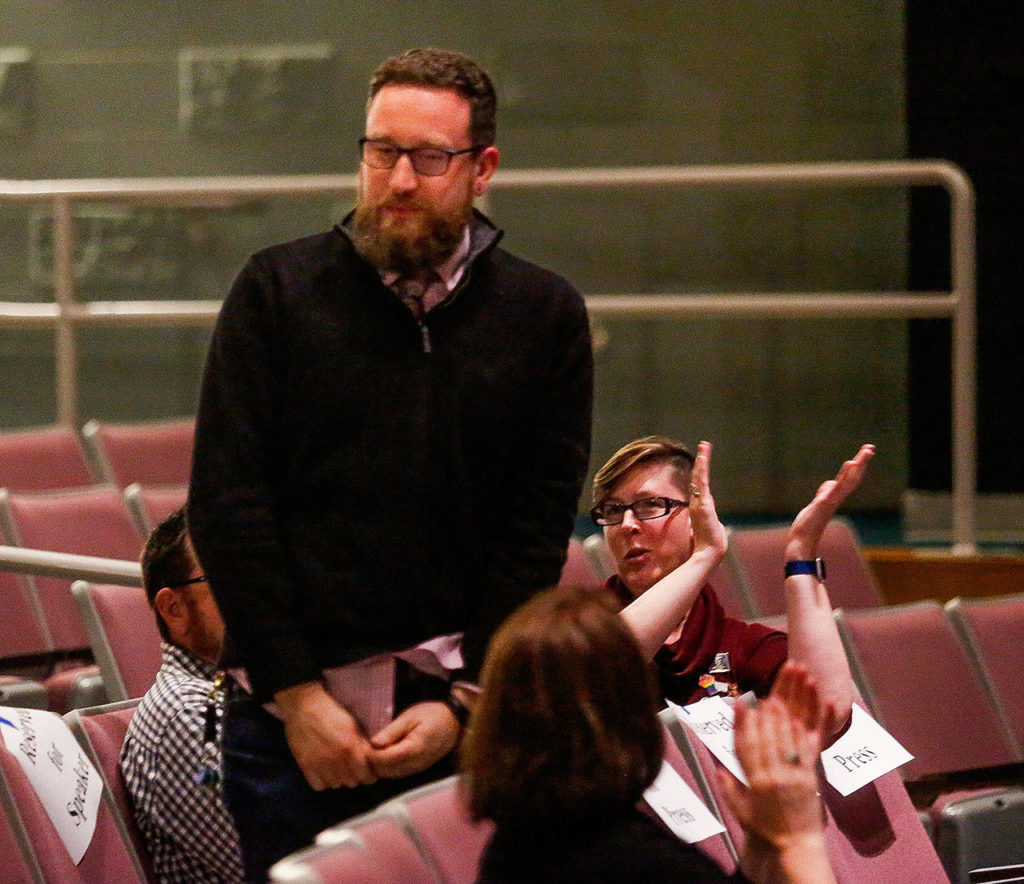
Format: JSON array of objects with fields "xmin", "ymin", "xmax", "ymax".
[{"xmin": 0, "ymin": 1, "xmax": 907, "ymax": 514}]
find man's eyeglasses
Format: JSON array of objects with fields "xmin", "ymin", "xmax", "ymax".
[
  {"xmin": 359, "ymin": 138, "xmax": 481, "ymax": 177},
  {"xmin": 167, "ymin": 574, "xmax": 207, "ymax": 589},
  {"xmin": 590, "ymin": 496, "xmax": 688, "ymax": 527}
]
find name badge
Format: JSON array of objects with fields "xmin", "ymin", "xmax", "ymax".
[
  {"xmin": 0, "ymin": 706, "xmax": 102, "ymax": 864},
  {"xmin": 643, "ymin": 760, "xmax": 726, "ymax": 843},
  {"xmin": 820, "ymin": 703, "xmax": 914, "ymax": 796}
]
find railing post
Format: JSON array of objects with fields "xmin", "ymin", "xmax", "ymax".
[
  {"xmin": 53, "ymin": 195, "xmax": 78, "ymax": 428},
  {"xmin": 947, "ymin": 166, "xmax": 978, "ymax": 554}
]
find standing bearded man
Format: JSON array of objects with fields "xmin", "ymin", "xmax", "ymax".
[{"xmin": 187, "ymin": 47, "xmax": 593, "ymax": 882}]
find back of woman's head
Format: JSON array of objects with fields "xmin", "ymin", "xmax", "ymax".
[{"xmin": 461, "ymin": 587, "xmax": 664, "ymax": 830}]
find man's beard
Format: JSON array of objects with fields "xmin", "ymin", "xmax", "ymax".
[{"xmin": 350, "ymin": 194, "xmax": 469, "ymax": 276}]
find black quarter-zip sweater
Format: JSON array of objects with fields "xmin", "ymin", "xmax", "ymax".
[{"xmin": 188, "ymin": 212, "xmax": 593, "ymax": 701}]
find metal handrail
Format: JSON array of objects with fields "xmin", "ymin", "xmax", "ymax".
[
  {"xmin": 0, "ymin": 159, "xmax": 976, "ymax": 551},
  {"xmin": 0, "ymin": 544, "xmax": 142, "ymax": 586}
]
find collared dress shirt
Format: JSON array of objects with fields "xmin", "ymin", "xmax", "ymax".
[
  {"xmin": 382, "ymin": 223, "xmax": 472, "ymax": 314},
  {"xmin": 121, "ymin": 642, "xmax": 244, "ymax": 883}
]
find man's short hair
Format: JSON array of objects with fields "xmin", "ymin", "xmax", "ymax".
[
  {"xmin": 140, "ymin": 505, "xmax": 195, "ymax": 641},
  {"xmin": 461, "ymin": 587, "xmax": 663, "ymax": 828},
  {"xmin": 592, "ymin": 435, "xmax": 696, "ymax": 506},
  {"xmin": 368, "ymin": 48, "xmax": 497, "ymax": 146}
]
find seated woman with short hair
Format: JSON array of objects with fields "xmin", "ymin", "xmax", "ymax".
[
  {"xmin": 461, "ymin": 588, "xmax": 836, "ymax": 884},
  {"xmin": 599, "ymin": 438, "xmax": 874, "ymax": 737}
]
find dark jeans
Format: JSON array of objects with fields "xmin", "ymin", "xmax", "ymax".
[{"xmin": 222, "ymin": 679, "xmax": 455, "ymax": 884}]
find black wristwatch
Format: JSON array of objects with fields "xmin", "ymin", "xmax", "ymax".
[
  {"xmin": 442, "ymin": 690, "xmax": 471, "ymax": 729},
  {"xmin": 784, "ymin": 558, "xmax": 826, "ymax": 580}
]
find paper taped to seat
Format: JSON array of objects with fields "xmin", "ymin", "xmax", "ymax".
[
  {"xmin": 0, "ymin": 706, "xmax": 102, "ymax": 864},
  {"xmin": 644, "ymin": 760, "xmax": 726, "ymax": 843},
  {"xmin": 670, "ymin": 697, "xmax": 914, "ymax": 797},
  {"xmin": 819, "ymin": 703, "xmax": 914, "ymax": 796}
]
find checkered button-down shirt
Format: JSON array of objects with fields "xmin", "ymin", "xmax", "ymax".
[{"xmin": 120, "ymin": 643, "xmax": 244, "ymax": 883}]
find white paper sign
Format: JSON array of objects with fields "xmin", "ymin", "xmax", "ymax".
[
  {"xmin": 0, "ymin": 706, "xmax": 102, "ymax": 864},
  {"xmin": 670, "ymin": 697, "xmax": 914, "ymax": 799},
  {"xmin": 643, "ymin": 760, "xmax": 726, "ymax": 843},
  {"xmin": 668, "ymin": 696, "xmax": 747, "ymax": 785},
  {"xmin": 820, "ymin": 703, "xmax": 914, "ymax": 796}
]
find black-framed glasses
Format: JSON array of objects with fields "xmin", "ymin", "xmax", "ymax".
[
  {"xmin": 590, "ymin": 496, "xmax": 688, "ymax": 527},
  {"xmin": 168, "ymin": 574, "xmax": 206, "ymax": 589},
  {"xmin": 358, "ymin": 138, "xmax": 481, "ymax": 177}
]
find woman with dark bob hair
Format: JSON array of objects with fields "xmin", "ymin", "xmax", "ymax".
[{"xmin": 461, "ymin": 588, "xmax": 836, "ymax": 884}]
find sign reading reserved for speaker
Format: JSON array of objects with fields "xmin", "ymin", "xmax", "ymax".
[{"xmin": 0, "ymin": 706, "xmax": 102, "ymax": 863}]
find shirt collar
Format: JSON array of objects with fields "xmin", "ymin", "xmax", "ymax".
[
  {"xmin": 162, "ymin": 640, "xmax": 219, "ymax": 681},
  {"xmin": 380, "ymin": 224, "xmax": 472, "ymax": 291}
]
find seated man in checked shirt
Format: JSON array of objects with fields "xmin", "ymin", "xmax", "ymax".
[{"xmin": 120, "ymin": 506, "xmax": 244, "ymax": 884}]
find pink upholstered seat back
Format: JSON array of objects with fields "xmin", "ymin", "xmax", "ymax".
[
  {"xmin": 393, "ymin": 776, "xmax": 495, "ymax": 884},
  {"xmin": 83, "ymin": 418, "xmax": 195, "ymax": 488},
  {"xmin": 0, "ymin": 568, "xmax": 51, "ymax": 658},
  {"xmin": 0, "ymin": 708, "xmax": 149, "ymax": 884},
  {"xmin": 557, "ymin": 536, "xmax": 603, "ymax": 591},
  {"xmin": 76, "ymin": 583, "xmax": 162, "ymax": 701},
  {"xmin": 66, "ymin": 701, "xmax": 155, "ymax": 882},
  {"xmin": 0, "ymin": 759, "xmax": 41, "ymax": 883},
  {"xmin": 822, "ymin": 769, "xmax": 949, "ymax": 883},
  {"xmin": 836, "ymin": 601, "xmax": 1021, "ymax": 781},
  {"xmin": 123, "ymin": 483, "xmax": 189, "ymax": 537},
  {"xmin": 1, "ymin": 487, "xmax": 144, "ymax": 652},
  {"xmin": 293, "ymin": 814, "xmax": 438, "ymax": 884},
  {"xmin": 655, "ymin": 717, "xmax": 738, "ymax": 875},
  {"xmin": 0, "ymin": 425, "xmax": 95, "ymax": 491},
  {"xmin": 727, "ymin": 517, "xmax": 882, "ymax": 616},
  {"xmin": 947, "ymin": 593, "xmax": 1024, "ymax": 756}
]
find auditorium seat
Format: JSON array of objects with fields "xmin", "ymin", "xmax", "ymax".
[
  {"xmin": 281, "ymin": 811, "xmax": 437, "ymax": 884},
  {"xmin": 0, "ymin": 707, "xmax": 150, "ymax": 883},
  {"xmin": 0, "ymin": 498, "xmax": 109, "ymax": 713},
  {"xmin": 375, "ymin": 775, "xmax": 494, "ymax": 884},
  {"xmin": 836, "ymin": 601, "xmax": 1024, "ymax": 881},
  {"xmin": 821, "ymin": 766, "xmax": 950, "ymax": 883},
  {"xmin": 939, "ymin": 594, "xmax": 1024, "ymax": 882},
  {"xmin": 946, "ymin": 593, "xmax": 1024, "ymax": 755},
  {"xmin": 708, "ymin": 555, "xmax": 755, "ymax": 619},
  {"xmin": 727, "ymin": 517, "xmax": 883, "ymax": 617},
  {"xmin": 0, "ymin": 565, "xmax": 53, "ymax": 662},
  {"xmin": 123, "ymin": 483, "xmax": 188, "ymax": 538},
  {"xmin": 64, "ymin": 699, "xmax": 155, "ymax": 883},
  {"xmin": 659, "ymin": 706, "xmax": 746, "ymax": 864},
  {"xmin": 660, "ymin": 697, "xmax": 949, "ymax": 883},
  {"xmin": 82, "ymin": 418, "xmax": 195, "ymax": 488},
  {"xmin": 0, "ymin": 486, "xmax": 144, "ymax": 710},
  {"xmin": 582, "ymin": 531, "xmax": 616, "ymax": 578},
  {"xmin": 0, "ymin": 565, "xmax": 99, "ymax": 713},
  {"xmin": 0, "ymin": 424, "xmax": 96, "ymax": 492},
  {"xmin": 72, "ymin": 582, "xmax": 162, "ymax": 702},
  {"xmin": 835, "ymin": 601, "xmax": 1021, "ymax": 782},
  {"xmin": 557, "ymin": 536, "xmax": 603, "ymax": 591},
  {"xmin": 656, "ymin": 709, "xmax": 739, "ymax": 872},
  {"xmin": 270, "ymin": 832, "xmax": 395, "ymax": 883},
  {"xmin": 0, "ymin": 747, "xmax": 45, "ymax": 883},
  {"xmin": 0, "ymin": 486, "xmax": 143, "ymax": 655}
]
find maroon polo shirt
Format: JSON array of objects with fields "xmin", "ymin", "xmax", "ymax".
[{"xmin": 603, "ymin": 575, "xmax": 788, "ymax": 705}]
